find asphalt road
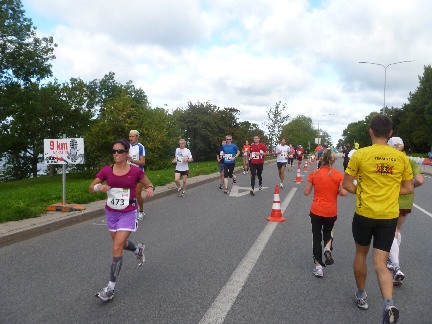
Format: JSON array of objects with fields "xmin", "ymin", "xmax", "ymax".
[{"xmin": 1, "ymin": 159, "xmax": 431, "ymax": 323}]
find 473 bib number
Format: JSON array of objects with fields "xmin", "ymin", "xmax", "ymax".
[{"xmin": 107, "ymin": 188, "xmax": 130, "ymax": 210}]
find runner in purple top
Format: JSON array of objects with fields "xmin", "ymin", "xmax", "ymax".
[{"xmin": 89, "ymin": 139, "xmax": 154, "ymax": 302}]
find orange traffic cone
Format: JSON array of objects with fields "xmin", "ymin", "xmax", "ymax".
[
  {"xmin": 303, "ymin": 160, "xmax": 309, "ymax": 171},
  {"xmin": 294, "ymin": 163, "xmax": 303, "ymax": 183},
  {"xmin": 266, "ymin": 185, "xmax": 286, "ymax": 222}
]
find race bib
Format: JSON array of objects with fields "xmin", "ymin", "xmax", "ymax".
[
  {"xmin": 225, "ymin": 153, "xmax": 233, "ymax": 160},
  {"xmin": 107, "ymin": 188, "xmax": 130, "ymax": 210},
  {"xmin": 251, "ymin": 152, "xmax": 260, "ymax": 159},
  {"xmin": 177, "ymin": 154, "xmax": 185, "ymax": 163},
  {"xmin": 280, "ymin": 151, "xmax": 287, "ymax": 157}
]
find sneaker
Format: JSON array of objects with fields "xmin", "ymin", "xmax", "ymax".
[
  {"xmin": 95, "ymin": 286, "xmax": 114, "ymax": 301},
  {"xmin": 233, "ymin": 177, "xmax": 237, "ymax": 184},
  {"xmin": 219, "ymin": 184, "xmax": 223, "ymax": 189},
  {"xmin": 136, "ymin": 243, "xmax": 145, "ymax": 266},
  {"xmin": 137, "ymin": 210, "xmax": 145, "ymax": 221},
  {"xmin": 224, "ymin": 189, "xmax": 229, "ymax": 194},
  {"xmin": 181, "ymin": 191, "xmax": 185, "ymax": 197},
  {"xmin": 386, "ymin": 259, "xmax": 394, "ymax": 271},
  {"xmin": 250, "ymin": 189, "xmax": 255, "ymax": 196},
  {"xmin": 382, "ymin": 305, "xmax": 399, "ymax": 324},
  {"xmin": 393, "ymin": 267, "xmax": 405, "ymax": 283},
  {"xmin": 243, "ymin": 171, "xmax": 246, "ymax": 175},
  {"xmin": 313, "ymin": 267, "xmax": 323, "ymax": 277},
  {"xmin": 355, "ymin": 292, "xmax": 369, "ymax": 310},
  {"xmin": 324, "ymin": 250, "xmax": 334, "ymax": 265},
  {"xmin": 177, "ymin": 188, "xmax": 182, "ymax": 197},
  {"xmin": 280, "ymin": 182, "xmax": 284, "ymax": 188},
  {"xmin": 259, "ymin": 185, "xmax": 262, "ymax": 190}
]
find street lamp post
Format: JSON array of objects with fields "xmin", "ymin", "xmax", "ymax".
[
  {"xmin": 358, "ymin": 60, "xmax": 413, "ymax": 115},
  {"xmin": 317, "ymin": 113, "xmax": 334, "ymax": 145}
]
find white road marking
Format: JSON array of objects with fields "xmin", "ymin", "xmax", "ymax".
[
  {"xmin": 199, "ymin": 187, "xmax": 297, "ymax": 324},
  {"xmin": 229, "ymin": 185, "xmax": 268, "ymax": 197},
  {"xmin": 413, "ymin": 203, "xmax": 432, "ymax": 218}
]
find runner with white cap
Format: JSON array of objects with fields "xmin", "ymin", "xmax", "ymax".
[{"xmin": 387, "ymin": 137, "xmax": 424, "ymax": 285}]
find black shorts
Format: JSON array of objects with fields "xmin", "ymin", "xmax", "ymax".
[
  {"xmin": 218, "ymin": 162, "xmax": 224, "ymax": 173},
  {"xmin": 352, "ymin": 213, "xmax": 397, "ymax": 252},
  {"xmin": 223, "ymin": 163, "xmax": 235, "ymax": 178},
  {"xmin": 277, "ymin": 162, "xmax": 287, "ymax": 169},
  {"xmin": 175, "ymin": 170, "xmax": 189, "ymax": 176}
]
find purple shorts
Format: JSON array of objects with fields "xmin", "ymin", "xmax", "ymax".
[{"xmin": 105, "ymin": 208, "xmax": 138, "ymax": 232}]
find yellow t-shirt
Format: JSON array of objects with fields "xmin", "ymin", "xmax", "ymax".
[{"xmin": 346, "ymin": 144, "xmax": 413, "ymax": 219}]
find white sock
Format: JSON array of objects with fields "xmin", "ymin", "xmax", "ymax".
[
  {"xmin": 388, "ymin": 237, "xmax": 399, "ymax": 268},
  {"xmin": 108, "ymin": 281, "xmax": 116, "ymax": 290}
]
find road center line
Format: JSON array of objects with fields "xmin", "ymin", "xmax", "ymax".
[
  {"xmin": 414, "ymin": 203, "xmax": 432, "ymax": 218},
  {"xmin": 199, "ymin": 187, "xmax": 298, "ymax": 324}
]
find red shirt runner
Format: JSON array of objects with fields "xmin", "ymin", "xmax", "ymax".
[{"xmin": 249, "ymin": 143, "xmax": 268, "ymax": 164}]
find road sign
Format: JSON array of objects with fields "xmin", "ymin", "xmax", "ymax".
[{"xmin": 44, "ymin": 138, "xmax": 85, "ymax": 164}]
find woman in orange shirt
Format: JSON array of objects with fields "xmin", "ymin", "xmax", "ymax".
[{"xmin": 304, "ymin": 149, "xmax": 347, "ymax": 277}]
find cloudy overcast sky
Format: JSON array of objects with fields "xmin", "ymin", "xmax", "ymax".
[{"xmin": 22, "ymin": 0, "xmax": 431, "ymax": 143}]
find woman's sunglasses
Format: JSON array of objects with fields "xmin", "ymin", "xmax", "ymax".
[{"xmin": 112, "ymin": 149, "xmax": 128, "ymax": 154}]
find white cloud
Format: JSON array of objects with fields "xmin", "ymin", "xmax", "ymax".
[{"xmin": 22, "ymin": 0, "xmax": 432, "ymax": 143}]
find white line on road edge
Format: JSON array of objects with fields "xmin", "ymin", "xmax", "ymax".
[
  {"xmin": 414, "ymin": 203, "xmax": 432, "ymax": 218},
  {"xmin": 199, "ymin": 187, "xmax": 298, "ymax": 324}
]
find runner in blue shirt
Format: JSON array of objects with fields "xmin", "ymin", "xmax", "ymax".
[{"xmin": 221, "ymin": 135, "xmax": 240, "ymax": 194}]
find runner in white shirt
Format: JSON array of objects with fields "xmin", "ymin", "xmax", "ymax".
[
  {"xmin": 275, "ymin": 138, "xmax": 289, "ymax": 188},
  {"xmin": 172, "ymin": 139, "xmax": 193, "ymax": 197},
  {"xmin": 127, "ymin": 130, "xmax": 146, "ymax": 220}
]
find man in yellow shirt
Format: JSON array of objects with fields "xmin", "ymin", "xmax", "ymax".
[{"xmin": 343, "ymin": 114, "xmax": 413, "ymax": 324}]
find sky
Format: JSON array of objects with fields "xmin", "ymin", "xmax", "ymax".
[{"xmin": 21, "ymin": 0, "xmax": 432, "ymax": 143}]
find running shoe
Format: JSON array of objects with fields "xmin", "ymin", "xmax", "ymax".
[
  {"xmin": 233, "ymin": 177, "xmax": 237, "ymax": 184},
  {"xmin": 280, "ymin": 183, "xmax": 284, "ymax": 188},
  {"xmin": 243, "ymin": 171, "xmax": 246, "ymax": 175},
  {"xmin": 136, "ymin": 243, "xmax": 145, "ymax": 266},
  {"xmin": 219, "ymin": 184, "xmax": 223, "ymax": 189},
  {"xmin": 137, "ymin": 210, "xmax": 145, "ymax": 221},
  {"xmin": 250, "ymin": 189, "xmax": 255, "ymax": 196},
  {"xmin": 393, "ymin": 267, "xmax": 405, "ymax": 283},
  {"xmin": 177, "ymin": 188, "xmax": 182, "ymax": 197},
  {"xmin": 313, "ymin": 267, "xmax": 323, "ymax": 277},
  {"xmin": 355, "ymin": 292, "xmax": 369, "ymax": 310},
  {"xmin": 224, "ymin": 189, "xmax": 229, "ymax": 194},
  {"xmin": 95, "ymin": 286, "xmax": 114, "ymax": 301},
  {"xmin": 259, "ymin": 185, "xmax": 262, "ymax": 190},
  {"xmin": 382, "ymin": 305, "xmax": 399, "ymax": 324},
  {"xmin": 386, "ymin": 259, "xmax": 394, "ymax": 271},
  {"xmin": 324, "ymin": 250, "xmax": 334, "ymax": 265},
  {"xmin": 181, "ymin": 191, "xmax": 185, "ymax": 197}
]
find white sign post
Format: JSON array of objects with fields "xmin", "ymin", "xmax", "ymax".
[{"xmin": 44, "ymin": 135, "xmax": 86, "ymax": 212}]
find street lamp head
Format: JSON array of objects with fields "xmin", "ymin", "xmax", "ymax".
[{"xmin": 358, "ymin": 60, "xmax": 413, "ymax": 115}]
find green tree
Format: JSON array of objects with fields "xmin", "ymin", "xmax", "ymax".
[
  {"xmin": 0, "ymin": 0, "xmax": 57, "ymax": 84},
  {"xmin": 264, "ymin": 101, "xmax": 290, "ymax": 152},
  {"xmin": 174, "ymin": 101, "xmax": 240, "ymax": 161},
  {"xmin": 235, "ymin": 121, "xmax": 266, "ymax": 144},
  {"xmin": 83, "ymin": 73, "xmax": 180, "ymax": 171},
  {"xmin": 394, "ymin": 65, "xmax": 432, "ymax": 152},
  {"xmin": 281, "ymin": 115, "xmax": 315, "ymax": 149},
  {"xmin": 341, "ymin": 112, "xmax": 377, "ymax": 149},
  {"xmin": 0, "ymin": 80, "xmax": 94, "ymax": 180}
]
